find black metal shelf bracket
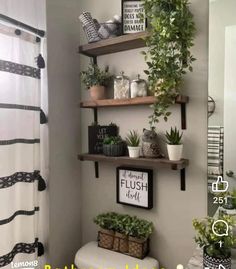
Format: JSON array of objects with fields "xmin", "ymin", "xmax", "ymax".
[
  {"xmin": 181, "ymin": 103, "xmax": 187, "ymax": 130},
  {"xmin": 180, "ymin": 168, "xmax": 186, "ymax": 191}
]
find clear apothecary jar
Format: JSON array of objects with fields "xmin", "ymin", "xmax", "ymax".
[
  {"xmin": 130, "ymin": 75, "xmax": 148, "ymax": 98},
  {"xmin": 114, "ymin": 72, "xmax": 130, "ymax": 99}
]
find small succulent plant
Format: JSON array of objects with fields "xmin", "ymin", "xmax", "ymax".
[
  {"xmin": 125, "ymin": 130, "xmax": 140, "ymax": 147},
  {"xmin": 165, "ymin": 127, "xmax": 183, "ymax": 145}
]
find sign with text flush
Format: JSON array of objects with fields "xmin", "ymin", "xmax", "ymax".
[{"xmin": 116, "ymin": 167, "xmax": 153, "ymax": 209}]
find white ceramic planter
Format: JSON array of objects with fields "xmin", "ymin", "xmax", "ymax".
[
  {"xmin": 167, "ymin": 144, "xmax": 183, "ymax": 161},
  {"xmin": 128, "ymin": 146, "xmax": 141, "ymax": 158}
]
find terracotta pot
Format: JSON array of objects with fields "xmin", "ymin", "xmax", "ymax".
[
  {"xmin": 113, "ymin": 232, "xmax": 128, "ymax": 253},
  {"xmin": 203, "ymin": 246, "xmax": 231, "ymax": 269},
  {"xmin": 90, "ymin": 85, "xmax": 105, "ymax": 100},
  {"xmin": 128, "ymin": 236, "xmax": 148, "ymax": 259},
  {"xmin": 98, "ymin": 228, "xmax": 114, "ymax": 250}
]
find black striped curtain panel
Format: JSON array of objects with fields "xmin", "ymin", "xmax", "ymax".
[{"xmin": 0, "ymin": 24, "xmax": 46, "ymax": 268}]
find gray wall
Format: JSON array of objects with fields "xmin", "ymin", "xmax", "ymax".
[
  {"xmin": 79, "ymin": 0, "xmax": 208, "ymax": 268},
  {"xmin": 46, "ymin": 0, "xmax": 81, "ymax": 266}
]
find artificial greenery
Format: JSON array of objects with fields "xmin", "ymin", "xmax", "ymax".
[
  {"xmin": 142, "ymin": 0, "xmax": 196, "ymax": 127},
  {"xmin": 103, "ymin": 136, "xmax": 123, "ymax": 145},
  {"xmin": 193, "ymin": 216, "xmax": 236, "ymax": 258},
  {"xmin": 113, "ymin": 214, "xmax": 132, "ymax": 234},
  {"xmin": 93, "ymin": 212, "xmax": 118, "ymax": 230},
  {"xmin": 125, "ymin": 216, "xmax": 154, "ymax": 239},
  {"xmin": 94, "ymin": 212, "xmax": 154, "ymax": 239},
  {"xmin": 165, "ymin": 127, "xmax": 183, "ymax": 145},
  {"xmin": 125, "ymin": 130, "xmax": 140, "ymax": 147},
  {"xmin": 81, "ymin": 64, "xmax": 111, "ymax": 88}
]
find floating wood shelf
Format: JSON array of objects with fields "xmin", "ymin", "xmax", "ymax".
[
  {"xmin": 78, "ymin": 153, "xmax": 189, "ymax": 170},
  {"xmin": 78, "ymin": 153, "xmax": 189, "ymax": 191},
  {"xmin": 80, "ymin": 95, "xmax": 189, "ymax": 108},
  {"xmin": 79, "ymin": 32, "xmax": 148, "ymax": 57}
]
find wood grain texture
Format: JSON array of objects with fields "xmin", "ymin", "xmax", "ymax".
[
  {"xmin": 79, "ymin": 32, "xmax": 148, "ymax": 57},
  {"xmin": 78, "ymin": 153, "xmax": 189, "ymax": 170},
  {"xmin": 80, "ymin": 95, "xmax": 189, "ymax": 108}
]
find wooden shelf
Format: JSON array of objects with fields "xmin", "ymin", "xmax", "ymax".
[
  {"xmin": 80, "ymin": 95, "xmax": 189, "ymax": 109},
  {"xmin": 78, "ymin": 154, "xmax": 188, "ymax": 191},
  {"xmin": 79, "ymin": 32, "xmax": 148, "ymax": 57},
  {"xmin": 78, "ymin": 154, "xmax": 189, "ymax": 170}
]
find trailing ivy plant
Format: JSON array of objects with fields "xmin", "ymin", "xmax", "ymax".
[{"xmin": 142, "ymin": 0, "xmax": 196, "ymax": 127}]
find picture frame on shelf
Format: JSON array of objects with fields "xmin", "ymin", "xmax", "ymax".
[
  {"xmin": 121, "ymin": 0, "xmax": 147, "ymax": 34},
  {"xmin": 116, "ymin": 166, "xmax": 153, "ymax": 209}
]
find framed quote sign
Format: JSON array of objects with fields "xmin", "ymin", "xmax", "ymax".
[
  {"xmin": 122, "ymin": 0, "xmax": 146, "ymax": 34},
  {"xmin": 116, "ymin": 167, "xmax": 153, "ymax": 209}
]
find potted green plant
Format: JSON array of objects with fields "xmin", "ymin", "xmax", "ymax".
[
  {"xmin": 126, "ymin": 216, "xmax": 154, "ymax": 259},
  {"xmin": 113, "ymin": 214, "xmax": 131, "ymax": 253},
  {"xmin": 94, "ymin": 212, "xmax": 117, "ymax": 249},
  {"xmin": 126, "ymin": 130, "xmax": 141, "ymax": 158},
  {"xmin": 103, "ymin": 136, "xmax": 125, "ymax": 157},
  {"xmin": 165, "ymin": 127, "xmax": 183, "ymax": 161},
  {"xmin": 142, "ymin": 0, "xmax": 196, "ymax": 127},
  {"xmin": 193, "ymin": 216, "xmax": 236, "ymax": 268},
  {"xmin": 81, "ymin": 64, "xmax": 111, "ymax": 100}
]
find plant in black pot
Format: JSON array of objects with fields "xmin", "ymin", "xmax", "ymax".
[
  {"xmin": 193, "ymin": 215, "xmax": 236, "ymax": 269},
  {"xmin": 103, "ymin": 136, "xmax": 125, "ymax": 157},
  {"xmin": 125, "ymin": 216, "xmax": 153, "ymax": 259},
  {"xmin": 94, "ymin": 212, "xmax": 117, "ymax": 250}
]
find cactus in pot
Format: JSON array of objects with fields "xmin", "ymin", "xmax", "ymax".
[{"xmin": 165, "ymin": 127, "xmax": 183, "ymax": 161}]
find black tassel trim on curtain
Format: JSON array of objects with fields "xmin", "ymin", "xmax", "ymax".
[
  {"xmin": 0, "ymin": 239, "xmax": 38, "ymax": 268},
  {"xmin": 0, "ymin": 171, "xmax": 46, "ymax": 191},
  {"xmin": 37, "ymin": 241, "xmax": 45, "ymax": 256},
  {"xmin": 40, "ymin": 109, "xmax": 48, "ymax": 124}
]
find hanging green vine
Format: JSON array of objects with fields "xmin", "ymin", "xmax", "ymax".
[{"xmin": 142, "ymin": 0, "xmax": 196, "ymax": 128}]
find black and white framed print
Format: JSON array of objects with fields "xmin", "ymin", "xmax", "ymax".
[
  {"xmin": 122, "ymin": 0, "xmax": 147, "ymax": 34},
  {"xmin": 116, "ymin": 167, "xmax": 153, "ymax": 209}
]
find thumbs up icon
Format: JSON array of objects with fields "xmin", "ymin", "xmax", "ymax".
[{"xmin": 212, "ymin": 176, "xmax": 229, "ymax": 193}]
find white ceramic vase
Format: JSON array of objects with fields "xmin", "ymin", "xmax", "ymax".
[
  {"xmin": 128, "ymin": 146, "xmax": 141, "ymax": 158},
  {"xmin": 167, "ymin": 144, "xmax": 183, "ymax": 161}
]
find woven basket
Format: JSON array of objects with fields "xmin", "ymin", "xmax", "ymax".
[
  {"xmin": 98, "ymin": 229, "xmax": 114, "ymax": 250},
  {"xmin": 128, "ymin": 236, "xmax": 148, "ymax": 259},
  {"xmin": 113, "ymin": 232, "xmax": 128, "ymax": 253}
]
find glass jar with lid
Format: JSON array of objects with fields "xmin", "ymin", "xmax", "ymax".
[
  {"xmin": 130, "ymin": 74, "xmax": 148, "ymax": 98},
  {"xmin": 114, "ymin": 71, "xmax": 130, "ymax": 99}
]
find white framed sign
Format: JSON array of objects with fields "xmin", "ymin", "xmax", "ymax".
[
  {"xmin": 122, "ymin": 0, "xmax": 147, "ymax": 34},
  {"xmin": 116, "ymin": 167, "xmax": 153, "ymax": 209}
]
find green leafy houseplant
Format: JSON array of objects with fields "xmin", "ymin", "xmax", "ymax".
[
  {"xmin": 81, "ymin": 64, "xmax": 111, "ymax": 88},
  {"xmin": 103, "ymin": 136, "xmax": 123, "ymax": 145},
  {"xmin": 125, "ymin": 216, "xmax": 154, "ymax": 240},
  {"xmin": 126, "ymin": 130, "xmax": 141, "ymax": 158},
  {"xmin": 94, "ymin": 212, "xmax": 118, "ymax": 231},
  {"xmin": 165, "ymin": 127, "xmax": 183, "ymax": 145},
  {"xmin": 165, "ymin": 127, "xmax": 183, "ymax": 160},
  {"xmin": 103, "ymin": 136, "xmax": 125, "ymax": 157},
  {"xmin": 81, "ymin": 64, "xmax": 112, "ymax": 100},
  {"xmin": 126, "ymin": 130, "xmax": 140, "ymax": 147},
  {"xmin": 142, "ymin": 0, "xmax": 196, "ymax": 127},
  {"xmin": 193, "ymin": 216, "xmax": 236, "ymax": 259}
]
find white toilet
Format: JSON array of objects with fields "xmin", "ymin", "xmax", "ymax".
[{"xmin": 75, "ymin": 241, "xmax": 159, "ymax": 269}]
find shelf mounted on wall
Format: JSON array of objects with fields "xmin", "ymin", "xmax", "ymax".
[
  {"xmin": 78, "ymin": 153, "xmax": 189, "ymax": 191},
  {"xmin": 78, "ymin": 32, "xmax": 190, "ymax": 192}
]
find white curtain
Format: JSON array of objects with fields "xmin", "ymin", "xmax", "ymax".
[{"xmin": 0, "ymin": 12, "xmax": 47, "ymax": 269}]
